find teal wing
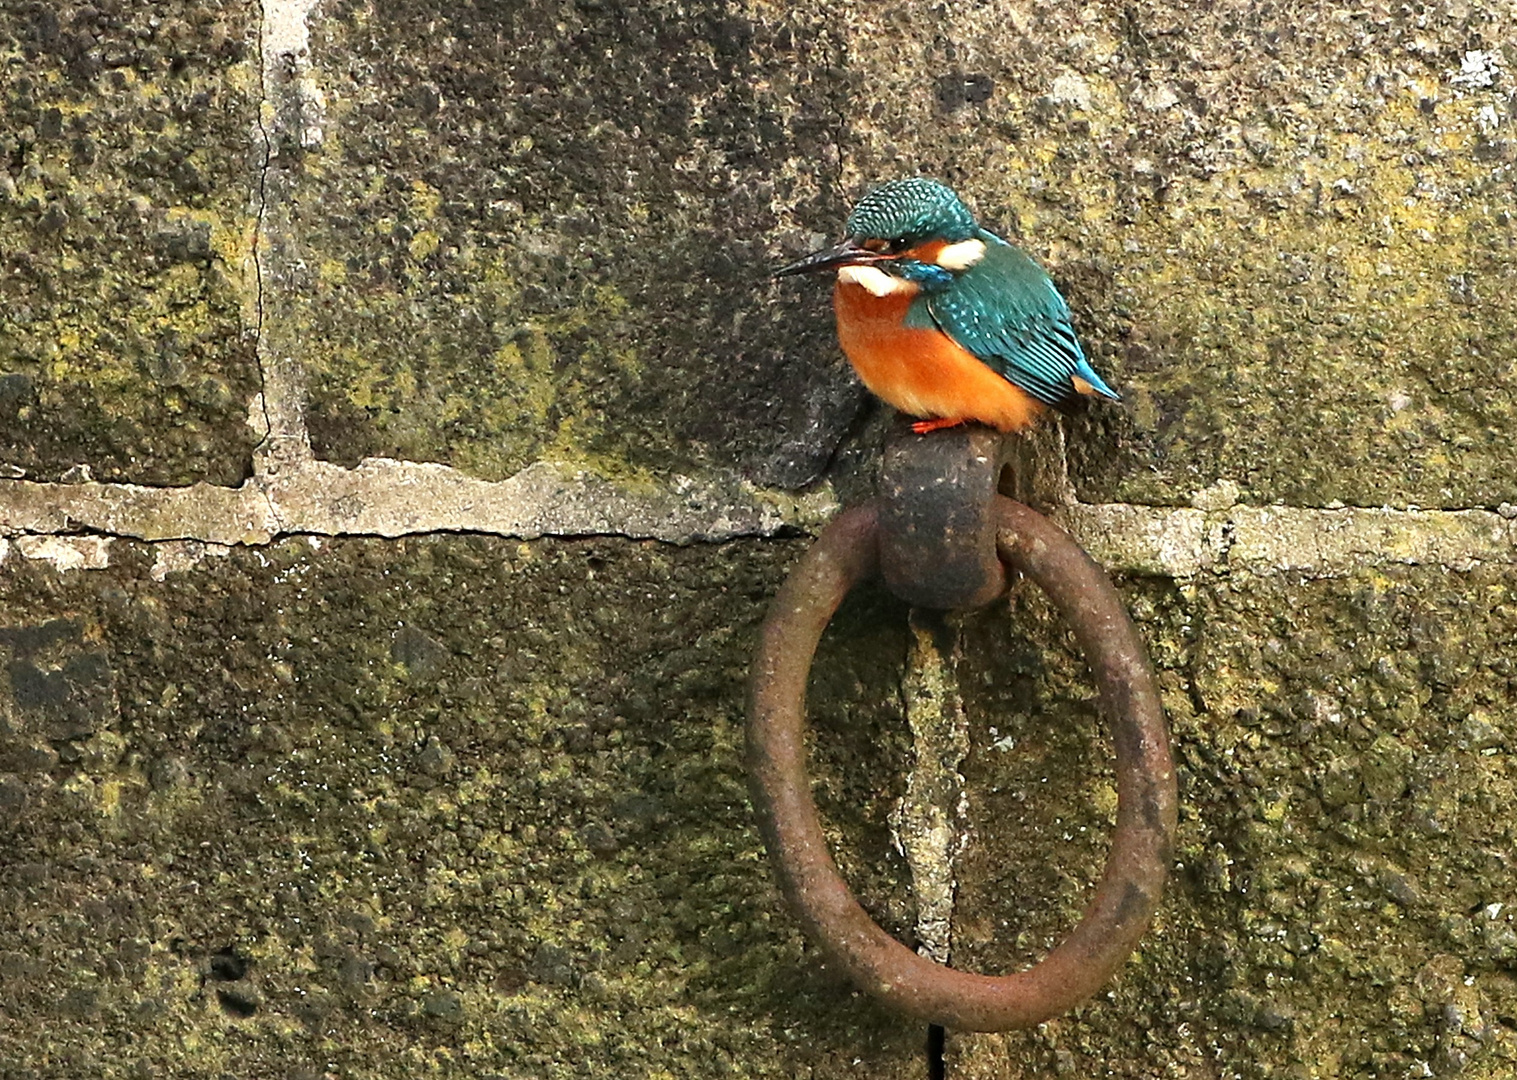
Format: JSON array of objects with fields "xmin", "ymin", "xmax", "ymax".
[{"xmin": 904, "ymin": 234, "xmax": 1118, "ymax": 408}]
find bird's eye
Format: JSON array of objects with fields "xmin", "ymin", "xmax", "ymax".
[{"xmin": 888, "ymin": 237, "xmax": 911, "ymax": 254}]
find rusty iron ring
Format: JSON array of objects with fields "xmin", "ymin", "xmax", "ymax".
[{"xmin": 746, "ymin": 497, "xmax": 1177, "ymax": 1031}]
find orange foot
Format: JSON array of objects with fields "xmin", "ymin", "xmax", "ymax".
[{"xmin": 910, "ymin": 417, "xmax": 967, "ymax": 435}]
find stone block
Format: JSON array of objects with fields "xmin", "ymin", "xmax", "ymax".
[
  {"xmin": 944, "ymin": 565, "xmax": 1517, "ymax": 1075},
  {"xmin": 0, "ymin": 2, "xmax": 262, "ymax": 485},
  {"xmin": 0, "ymin": 537, "xmax": 926, "ymax": 1076}
]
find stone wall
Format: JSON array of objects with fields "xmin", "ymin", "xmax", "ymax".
[{"xmin": 1, "ymin": 1, "xmax": 1514, "ymax": 1076}]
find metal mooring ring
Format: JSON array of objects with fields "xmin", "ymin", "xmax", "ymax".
[{"xmin": 746, "ymin": 497, "xmax": 1177, "ymax": 1032}]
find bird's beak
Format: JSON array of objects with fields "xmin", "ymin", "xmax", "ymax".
[{"xmin": 773, "ymin": 237, "xmax": 883, "ymax": 279}]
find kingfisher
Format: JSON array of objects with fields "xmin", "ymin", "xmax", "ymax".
[{"xmin": 776, "ymin": 178, "xmax": 1119, "ymax": 434}]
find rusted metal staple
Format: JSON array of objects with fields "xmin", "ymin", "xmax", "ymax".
[
  {"xmin": 746, "ymin": 497, "xmax": 1176, "ymax": 1031},
  {"xmin": 875, "ymin": 421, "xmax": 1011, "ymax": 610}
]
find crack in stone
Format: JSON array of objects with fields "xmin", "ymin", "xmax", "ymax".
[
  {"xmin": 256, "ymin": 480, "xmax": 283, "ymax": 538},
  {"xmin": 4, "ymin": 451, "xmax": 1513, "ymax": 582},
  {"xmin": 3, "ymin": 462, "xmax": 1514, "ymax": 578},
  {"xmin": 250, "ymin": 0, "xmax": 321, "ymax": 477},
  {"xmin": 893, "ymin": 611, "xmax": 970, "ymax": 966},
  {"xmin": 1061, "ymin": 501, "xmax": 1517, "ymax": 579},
  {"xmin": 251, "ymin": 2, "xmax": 275, "ymax": 461},
  {"xmin": 0, "ymin": 460, "xmax": 839, "ymax": 552}
]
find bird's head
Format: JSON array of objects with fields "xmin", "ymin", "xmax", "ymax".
[{"xmin": 775, "ymin": 178, "xmax": 987, "ymax": 293}]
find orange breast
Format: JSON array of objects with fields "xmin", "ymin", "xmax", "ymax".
[{"xmin": 832, "ymin": 279, "xmax": 1041, "ymax": 433}]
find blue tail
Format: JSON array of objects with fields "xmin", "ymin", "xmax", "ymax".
[{"xmin": 1073, "ymin": 358, "xmax": 1121, "ymax": 401}]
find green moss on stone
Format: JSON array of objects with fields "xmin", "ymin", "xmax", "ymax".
[
  {"xmin": 948, "ymin": 565, "xmax": 1517, "ymax": 1077},
  {"xmin": 841, "ymin": 2, "xmax": 1517, "ymax": 507},
  {"xmin": 281, "ymin": 0, "xmax": 862, "ymax": 489},
  {"xmin": 0, "ymin": 536, "xmax": 923, "ymax": 1076},
  {"xmin": 0, "ymin": 3, "xmax": 263, "ymax": 485}
]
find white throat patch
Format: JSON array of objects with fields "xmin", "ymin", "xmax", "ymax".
[
  {"xmin": 836, "ymin": 264, "xmax": 913, "ymax": 297},
  {"xmin": 935, "ymin": 238, "xmax": 986, "ymax": 271}
]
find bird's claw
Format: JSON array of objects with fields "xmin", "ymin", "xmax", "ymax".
[{"xmin": 910, "ymin": 417, "xmax": 967, "ymax": 435}]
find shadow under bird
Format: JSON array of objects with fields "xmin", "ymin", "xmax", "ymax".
[{"xmin": 776, "ymin": 178, "xmax": 1120, "ymax": 434}]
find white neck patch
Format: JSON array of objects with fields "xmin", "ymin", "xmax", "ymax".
[
  {"xmin": 935, "ymin": 238, "xmax": 986, "ymax": 271},
  {"xmin": 837, "ymin": 264, "xmax": 914, "ymax": 297}
]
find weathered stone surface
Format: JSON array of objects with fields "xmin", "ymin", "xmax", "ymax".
[
  {"xmin": 269, "ymin": 0, "xmax": 862, "ymax": 488},
  {"xmin": 7, "ymin": 1, "xmax": 1517, "ymax": 1076},
  {"xmin": 17, "ymin": 0, "xmax": 1510, "ymax": 509},
  {"xmin": 0, "ymin": 1, "xmax": 262, "ymax": 485},
  {"xmin": 841, "ymin": 1, "xmax": 1517, "ymax": 508},
  {"xmin": 944, "ymin": 566, "xmax": 1517, "ymax": 1077},
  {"xmin": 0, "ymin": 537, "xmax": 923, "ymax": 1076}
]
